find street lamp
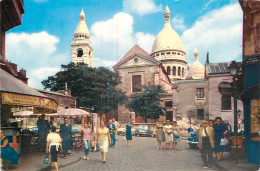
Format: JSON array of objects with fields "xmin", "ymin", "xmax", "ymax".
[{"xmin": 228, "ymin": 60, "xmax": 239, "ymax": 164}]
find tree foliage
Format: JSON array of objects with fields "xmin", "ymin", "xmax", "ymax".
[
  {"xmin": 127, "ymin": 84, "xmax": 166, "ymax": 122},
  {"xmin": 42, "ymin": 63, "xmax": 127, "ymax": 114}
]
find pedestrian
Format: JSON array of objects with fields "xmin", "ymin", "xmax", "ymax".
[
  {"xmin": 60, "ymin": 117, "xmax": 72, "ymax": 159},
  {"xmin": 197, "ymin": 120, "xmax": 215, "ymax": 168},
  {"xmin": 187, "ymin": 125, "xmax": 193, "ymax": 133},
  {"xmin": 95, "ymin": 121, "xmax": 111, "ymax": 163},
  {"xmin": 172, "ymin": 121, "xmax": 180, "ymax": 150},
  {"xmin": 49, "ymin": 117, "xmax": 57, "ymax": 133},
  {"xmin": 107, "ymin": 119, "xmax": 116, "ymax": 148},
  {"xmin": 112, "ymin": 118, "xmax": 119, "ymax": 141},
  {"xmin": 209, "ymin": 120, "xmax": 214, "ymax": 128},
  {"xmin": 37, "ymin": 114, "xmax": 49, "ymax": 152},
  {"xmin": 0, "ymin": 130, "xmax": 19, "ymax": 169},
  {"xmin": 125, "ymin": 121, "xmax": 132, "ymax": 146},
  {"xmin": 79, "ymin": 123, "xmax": 92, "ymax": 160},
  {"xmin": 155, "ymin": 118, "xmax": 165, "ymax": 149},
  {"xmin": 46, "ymin": 126, "xmax": 62, "ymax": 171},
  {"xmin": 213, "ymin": 117, "xmax": 228, "ymax": 161},
  {"xmin": 164, "ymin": 120, "xmax": 173, "ymax": 150}
]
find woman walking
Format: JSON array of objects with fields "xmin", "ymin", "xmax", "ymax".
[
  {"xmin": 155, "ymin": 118, "xmax": 165, "ymax": 149},
  {"xmin": 79, "ymin": 123, "xmax": 92, "ymax": 160},
  {"xmin": 46, "ymin": 126, "xmax": 62, "ymax": 171},
  {"xmin": 0, "ymin": 130, "xmax": 19, "ymax": 169},
  {"xmin": 125, "ymin": 121, "xmax": 132, "ymax": 146},
  {"xmin": 213, "ymin": 117, "xmax": 227, "ymax": 161},
  {"xmin": 164, "ymin": 120, "xmax": 173, "ymax": 150},
  {"xmin": 95, "ymin": 121, "xmax": 111, "ymax": 163},
  {"xmin": 172, "ymin": 121, "xmax": 180, "ymax": 150}
]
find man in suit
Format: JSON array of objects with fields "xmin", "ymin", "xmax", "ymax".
[
  {"xmin": 60, "ymin": 117, "xmax": 72, "ymax": 158},
  {"xmin": 37, "ymin": 114, "xmax": 49, "ymax": 152},
  {"xmin": 197, "ymin": 120, "xmax": 215, "ymax": 168},
  {"xmin": 107, "ymin": 119, "xmax": 116, "ymax": 148}
]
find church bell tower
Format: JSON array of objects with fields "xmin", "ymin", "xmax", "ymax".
[{"xmin": 71, "ymin": 9, "xmax": 93, "ymax": 67}]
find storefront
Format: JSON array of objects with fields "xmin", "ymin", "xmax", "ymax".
[{"xmin": 0, "ymin": 68, "xmax": 58, "ymax": 154}]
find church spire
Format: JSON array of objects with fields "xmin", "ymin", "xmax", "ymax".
[
  {"xmin": 74, "ymin": 9, "xmax": 90, "ymax": 36},
  {"xmin": 164, "ymin": 6, "xmax": 170, "ymax": 24},
  {"xmin": 194, "ymin": 48, "xmax": 199, "ymax": 61}
]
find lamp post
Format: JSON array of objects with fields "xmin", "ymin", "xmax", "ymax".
[
  {"xmin": 229, "ymin": 60, "xmax": 239, "ymax": 164},
  {"xmin": 237, "ymin": 109, "xmax": 241, "ymax": 129}
]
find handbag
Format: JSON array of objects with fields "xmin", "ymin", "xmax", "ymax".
[
  {"xmin": 43, "ymin": 155, "xmax": 49, "ymax": 164},
  {"xmin": 220, "ymin": 137, "xmax": 228, "ymax": 146}
]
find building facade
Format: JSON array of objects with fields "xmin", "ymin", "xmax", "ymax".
[
  {"xmin": 113, "ymin": 45, "xmax": 172, "ymax": 123},
  {"xmin": 239, "ymin": 0, "xmax": 260, "ymax": 165},
  {"xmin": 71, "ymin": 9, "xmax": 93, "ymax": 67}
]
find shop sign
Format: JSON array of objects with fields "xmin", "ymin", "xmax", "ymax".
[{"xmin": 1, "ymin": 92, "xmax": 57, "ymax": 112}]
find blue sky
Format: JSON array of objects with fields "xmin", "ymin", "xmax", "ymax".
[{"xmin": 6, "ymin": 0, "xmax": 242, "ymax": 88}]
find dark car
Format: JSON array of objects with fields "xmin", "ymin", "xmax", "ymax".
[
  {"xmin": 187, "ymin": 131, "xmax": 198, "ymax": 149},
  {"xmin": 134, "ymin": 125, "xmax": 153, "ymax": 137}
]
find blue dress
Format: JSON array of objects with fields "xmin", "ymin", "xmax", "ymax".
[
  {"xmin": 213, "ymin": 124, "xmax": 227, "ymax": 152},
  {"xmin": 0, "ymin": 137, "xmax": 19, "ymax": 164},
  {"xmin": 126, "ymin": 125, "xmax": 132, "ymax": 140}
]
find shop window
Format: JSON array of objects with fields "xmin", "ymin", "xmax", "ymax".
[
  {"xmin": 197, "ymin": 109, "xmax": 204, "ymax": 120},
  {"xmin": 196, "ymin": 88, "xmax": 204, "ymax": 98},
  {"xmin": 132, "ymin": 75, "xmax": 141, "ymax": 92},
  {"xmin": 222, "ymin": 95, "xmax": 231, "ymax": 110}
]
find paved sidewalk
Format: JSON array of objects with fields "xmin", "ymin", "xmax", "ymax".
[
  {"xmin": 213, "ymin": 153, "xmax": 259, "ymax": 171},
  {"xmin": 10, "ymin": 151, "xmax": 81, "ymax": 171}
]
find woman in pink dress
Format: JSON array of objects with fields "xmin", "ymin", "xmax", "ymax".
[{"xmin": 79, "ymin": 123, "xmax": 92, "ymax": 160}]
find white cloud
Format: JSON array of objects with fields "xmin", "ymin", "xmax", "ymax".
[
  {"xmin": 172, "ymin": 14, "xmax": 187, "ymax": 32},
  {"xmin": 135, "ymin": 32, "xmax": 155, "ymax": 54},
  {"xmin": 182, "ymin": 3, "xmax": 242, "ymax": 64},
  {"xmin": 94, "ymin": 58, "xmax": 117, "ymax": 68},
  {"xmin": 6, "ymin": 31, "xmax": 60, "ymax": 63},
  {"xmin": 28, "ymin": 67, "xmax": 60, "ymax": 88},
  {"xmin": 91, "ymin": 12, "xmax": 135, "ymax": 62},
  {"xmin": 122, "ymin": 0, "xmax": 162, "ymax": 16},
  {"xmin": 6, "ymin": 31, "xmax": 69, "ymax": 89}
]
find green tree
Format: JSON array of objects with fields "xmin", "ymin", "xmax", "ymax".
[
  {"xmin": 127, "ymin": 84, "xmax": 166, "ymax": 123},
  {"xmin": 42, "ymin": 63, "xmax": 127, "ymax": 114}
]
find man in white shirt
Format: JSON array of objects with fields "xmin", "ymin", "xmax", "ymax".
[{"xmin": 197, "ymin": 120, "xmax": 215, "ymax": 168}]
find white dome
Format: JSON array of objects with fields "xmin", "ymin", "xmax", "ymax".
[
  {"xmin": 187, "ymin": 48, "xmax": 204, "ymax": 79},
  {"xmin": 152, "ymin": 7, "xmax": 185, "ymax": 54}
]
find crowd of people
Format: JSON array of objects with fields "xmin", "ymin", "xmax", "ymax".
[
  {"xmin": 0, "ymin": 114, "xmax": 230, "ymax": 170},
  {"xmin": 155, "ymin": 119, "xmax": 180, "ymax": 150}
]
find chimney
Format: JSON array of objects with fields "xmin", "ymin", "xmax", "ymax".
[{"xmin": 206, "ymin": 52, "xmax": 209, "ymax": 64}]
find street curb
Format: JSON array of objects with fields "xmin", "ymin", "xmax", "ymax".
[{"xmin": 212, "ymin": 159, "xmax": 229, "ymax": 171}]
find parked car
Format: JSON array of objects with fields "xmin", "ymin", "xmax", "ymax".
[
  {"xmin": 117, "ymin": 125, "xmax": 126, "ymax": 136},
  {"xmin": 187, "ymin": 131, "xmax": 198, "ymax": 149},
  {"xmin": 134, "ymin": 125, "xmax": 153, "ymax": 137}
]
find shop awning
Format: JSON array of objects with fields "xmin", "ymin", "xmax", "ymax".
[{"xmin": 0, "ymin": 68, "xmax": 58, "ymax": 113}]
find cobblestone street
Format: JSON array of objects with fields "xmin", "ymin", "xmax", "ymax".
[{"xmin": 61, "ymin": 136, "xmax": 216, "ymax": 171}]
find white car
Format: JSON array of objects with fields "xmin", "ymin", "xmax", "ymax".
[{"xmin": 117, "ymin": 125, "xmax": 126, "ymax": 135}]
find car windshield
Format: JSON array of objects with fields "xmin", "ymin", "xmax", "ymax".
[{"xmin": 137, "ymin": 125, "xmax": 148, "ymax": 130}]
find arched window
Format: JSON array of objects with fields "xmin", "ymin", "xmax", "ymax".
[
  {"xmin": 167, "ymin": 66, "xmax": 170, "ymax": 75},
  {"xmin": 178, "ymin": 67, "xmax": 181, "ymax": 76},
  {"xmin": 77, "ymin": 49, "xmax": 83, "ymax": 57},
  {"xmin": 89, "ymin": 50, "xmax": 91, "ymax": 56},
  {"xmin": 182, "ymin": 68, "xmax": 184, "ymax": 76},
  {"xmin": 173, "ymin": 66, "xmax": 176, "ymax": 75}
]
